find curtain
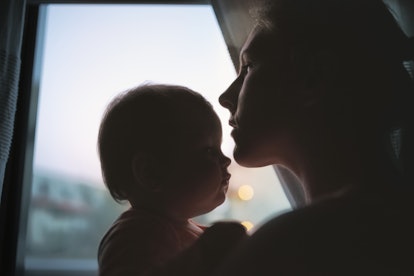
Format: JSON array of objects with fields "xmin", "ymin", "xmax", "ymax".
[{"xmin": 0, "ymin": 0, "xmax": 27, "ymax": 198}]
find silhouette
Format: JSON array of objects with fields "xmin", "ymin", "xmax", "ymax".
[
  {"xmin": 97, "ymin": 84, "xmax": 246, "ymax": 276},
  {"xmin": 216, "ymin": 0, "xmax": 414, "ymax": 274}
]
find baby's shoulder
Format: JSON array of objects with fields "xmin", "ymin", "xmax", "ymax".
[{"xmin": 110, "ymin": 208, "xmax": 177, "ymax": 238}]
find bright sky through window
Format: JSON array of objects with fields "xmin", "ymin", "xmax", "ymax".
[
  {"xmin": 34, "ymin": 4, "xmax": 238, "ymax": 183},
  {"xmin": 32, "ymin": 4, "xmax": 291, "ymax": 229}
]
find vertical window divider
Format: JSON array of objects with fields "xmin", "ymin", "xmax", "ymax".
[{"xmin": 1, "ymin": 4, "xmax": 47, "ymax": 275}]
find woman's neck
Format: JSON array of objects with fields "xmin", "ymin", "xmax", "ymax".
[{"xmin": 287, "ymin": 122, "xmax": 393, "ymax": 204}]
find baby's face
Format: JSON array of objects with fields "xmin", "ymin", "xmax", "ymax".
[{"xmin": 163, "ymin": 113, "xmax": 231, "ymax": 219}]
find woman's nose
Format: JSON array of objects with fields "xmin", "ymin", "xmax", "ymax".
[
  {"xmin": 219, "ymin": 90, "xmax": 232, "ymax": 110},
  {"xmin": 219, "ymin": 79, "xmax": 239, "ymax": 113}
]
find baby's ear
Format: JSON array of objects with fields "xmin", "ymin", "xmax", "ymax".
[{"xmin": 131, "ymin": 153, "xmax": 162, "ymax": 192}]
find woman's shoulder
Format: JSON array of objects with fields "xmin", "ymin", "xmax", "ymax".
[
  {"xmin": 215, "ymin": 187, "xmax": 414, "ymax": 275},
  {"xmin": 258, "ymin": 185, "xmax": 414, "ymax": 238}
]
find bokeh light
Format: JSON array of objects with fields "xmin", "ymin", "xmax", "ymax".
[{"xmin": 238, "ymin": 185, "xmax": 254, "ymax": 201}]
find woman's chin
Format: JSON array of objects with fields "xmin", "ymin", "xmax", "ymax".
[{"xmin": 233, "ymin": 146, "xmax": 273, "ymax": 168}]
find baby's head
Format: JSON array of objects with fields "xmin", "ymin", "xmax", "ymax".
[{"xmin": 98, "ymin": 84, "xmax": 231, "ymax": 219}]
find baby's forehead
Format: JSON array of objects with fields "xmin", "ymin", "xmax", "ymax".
[
  {"xmin": 172, "ymin": 118, "xmax": 222, "ymax": 150},
  {"xmin": 174, "ymin": 108, "xmax": 220, "ymax": 131}
]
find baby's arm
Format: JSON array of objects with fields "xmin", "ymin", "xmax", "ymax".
[
  {"xmin": 98, "ymin": 221, "xmax": 247, "ymax": 276},
  {"xmin": 98, "ymin": 220, "xmax": 181, "ymax": 276}
]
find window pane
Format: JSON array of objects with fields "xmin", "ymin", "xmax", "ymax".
[{"xmin": 27, "ymin": 3, "xmax": 291, "ymax": 270}]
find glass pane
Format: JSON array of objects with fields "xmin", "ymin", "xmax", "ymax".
[{"xmin": 26, "ymin": 3, "xmax": 291, "ymax": 270}]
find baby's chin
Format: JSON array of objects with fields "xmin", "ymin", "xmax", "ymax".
[{"xmin": 197, "ymin": 199, "xmax": 227, "ymax": 217}]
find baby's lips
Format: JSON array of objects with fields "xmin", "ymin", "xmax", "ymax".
[{"xmin": 222, "ymin": 173, "xmax": 231, "ymax": 184}]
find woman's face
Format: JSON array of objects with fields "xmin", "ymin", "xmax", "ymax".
[{"xmin": 219, "ymin": 27, "xmax": 301, "ymax": 167}]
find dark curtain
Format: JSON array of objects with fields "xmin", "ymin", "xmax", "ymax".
[{"xmin": 0, "ymin": 0, "xmax": 27, "ymax": 199}]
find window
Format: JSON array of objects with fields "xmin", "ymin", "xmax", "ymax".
[{"xmin": 25, "ymin": 3, "xmax": 291, "ymax": 274}]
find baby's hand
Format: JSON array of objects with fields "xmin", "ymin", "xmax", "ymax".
[
  {"xmin": 197, "ymin": 221, "xmax": 248, "ymax": 274},
  {"xmin": 148, "ymin": 222, "xmax": 247, "ymax": 276}
]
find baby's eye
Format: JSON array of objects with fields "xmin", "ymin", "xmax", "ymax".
[{"xmin": 205, "ymin": 147, "xmax": 219, "ymax": 156}]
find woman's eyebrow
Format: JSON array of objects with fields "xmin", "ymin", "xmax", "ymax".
[
  {"xmin": 241, "ymin": 48, "xmax": 251, "ymax": 60},
  {"xmin": 237, "ymin": 51, "xmax": 246, "ymax": 74},
  {"xmin": 239, "ymin": 50, "xmax": 251, "ymax": 65},
  {"xmin": 237, "ymin": 50, "xmax": 253, "ymax": 74}
]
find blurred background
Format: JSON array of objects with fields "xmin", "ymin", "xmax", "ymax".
[{"xmin": 27, "ymin": 4, "xmax": 291, "ymax": 263}]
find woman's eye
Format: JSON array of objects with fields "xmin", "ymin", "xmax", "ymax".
[{"xmin": 241, "ymin": 63, "xmax": 252, "ymax": 75}]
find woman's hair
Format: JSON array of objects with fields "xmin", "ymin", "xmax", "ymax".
[
  {"xmin": 97, "ymin": 84, "xmax": 217, "ymax": 202},
  {"xmin": 254, "ymin": 0, "xmax": 414, "ymax": 183},
  {"xmin": 255, "ymin": 0, "xmax": 413, "ymax": 59}
]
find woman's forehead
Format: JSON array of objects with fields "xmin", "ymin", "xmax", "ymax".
[{"xmin": 240, "ymin": 27, "xmax": 282, "ymax": 61}]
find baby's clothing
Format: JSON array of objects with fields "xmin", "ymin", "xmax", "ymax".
[{"xmin": 98, "ymin": 207, "xmax": 205, "ymax": 276}]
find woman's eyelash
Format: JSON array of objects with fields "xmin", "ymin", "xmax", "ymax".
[{"xmin": 241, "ymin": 63, "xmax": 252, "ymax": 74}]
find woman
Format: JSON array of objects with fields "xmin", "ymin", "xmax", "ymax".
[{"xmin": 216, "ymin": 0, "xmax": 414, "ymax": 274}]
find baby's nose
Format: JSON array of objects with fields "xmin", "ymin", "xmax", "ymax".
[{"xmin": 221, "ymin": 154, "xmax": 231, "ymax": 168}]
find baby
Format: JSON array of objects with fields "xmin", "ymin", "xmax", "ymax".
[{"xmin": 97, "ymin": 84, "xmax": 238, "ymax": 275}]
